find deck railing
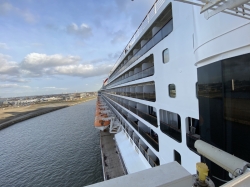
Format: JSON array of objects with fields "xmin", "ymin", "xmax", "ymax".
[
  {"xmin": 137, "ymin": 110, "xmax": 157, "ymax": 127},
  {"xmin": 109, "ymin": 0, "xmax": 166, "ymax": 78},
  {"xmin": 139, "ymin": 144, "xmax": 148, "ymax": 160},
  {"xmin": 148, "ymin": 155, "xmax": 159, "ymax": 167},
  {"xmin": 108, "ymin": 66, "xmax": 154, "ymax": 88},
  {"xmin": 138, "ymin": 128, "xmax": 159, "ymax": 151}
]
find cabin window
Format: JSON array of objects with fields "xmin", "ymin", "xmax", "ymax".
[
  {"xmin": 174, "ymin": 150, "xmax": 181, "ymax": 165},
  {"xmin": 162, "ymin": 48, "xmax": 169, "ymax": 63},
  {"xmin": 169, "ymin": 84, "xmax": 176, "ymax": 98}
]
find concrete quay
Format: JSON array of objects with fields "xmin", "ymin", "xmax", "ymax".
[{"xmin": 100, "ymin": 130, "xmax": 126, "ymax": 180}]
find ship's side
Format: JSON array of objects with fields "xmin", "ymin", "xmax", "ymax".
[{"xmin": 97, "ymin": 0, "xmax": 250, "ymax": 186}]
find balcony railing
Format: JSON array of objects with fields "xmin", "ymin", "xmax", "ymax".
[
  {"xmin": 148, "ymin": 155, "xmax": 159, "ymax": 167},
  {"xmin": 139, "ymin": 144, "xmax": 148, "ymax": 159},
  {"xmin": 127, "ymin": 119, "xmax": 138, "ymax": 131},
  {"xmin": 108, "ymin": 66, "xmax": 154, "ymax": 88},
  {"xmin": 160, "ymin": 121, "xmax": 182, "ymax": 142},
  {"xmin": 186, "ymin": 133, "xmax": 200, "ymax": 153},
  {"xmin": 134, "ymin": 138, "xmax": 139, "ymax": 148},
  {"xmin": 137, "ymin": 110, "xmax": 157, "ymax": 127},
  {"xmin": 138, "ymin": 128, "xmax": 159, "ymax": 151},
  {"xmin": 109, "ymin": 18, "xmax": 173, "ymax": 82}
]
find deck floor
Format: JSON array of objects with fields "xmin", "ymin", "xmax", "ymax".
[{"xmin": 100, "ymin": 131, "xmax": 125, "ymax": 180}]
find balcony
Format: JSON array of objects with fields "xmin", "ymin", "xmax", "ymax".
[
  {"xmin": 109, "ymin": 65, "xmax": 154, "ymax": 88},
  {"xmin": 139, "ymin": 144, "xmax": 148, "ymax": 159},
  {"xmin": 160, "ymin": 121, "xmax": 182, "ymax": 143},
  {"xmin": 127, "ymin": 118, "xmax": 138, "ymax": 131},
  {"xmin": 109, "ymin": 18, "xmax": 173, "ymax": 81},
  {"xmin": 148, "ymin": 155, "xmax": 159, "ymax": 167},
  {"xmin": 137, "ymin": 110, "xmax": 157, "ymax": 127},
  {"xmin": 138, "ymin": 128, "xmax": 159, "ymax": 151}
]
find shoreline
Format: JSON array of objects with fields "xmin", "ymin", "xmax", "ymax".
[{"xmin": 0, "ymin": 97, "xmax": 96, "ymax": 131}]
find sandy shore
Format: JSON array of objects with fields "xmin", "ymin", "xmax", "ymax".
[{"xmin": 0, "ymin": 97, "xmax": 96, "ymax": 130}]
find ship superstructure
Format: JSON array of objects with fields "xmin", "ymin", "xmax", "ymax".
[{"xmin": 96, "ymin": 0, "xmax": 250, "ymax": 186}]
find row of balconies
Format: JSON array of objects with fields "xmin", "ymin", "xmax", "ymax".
[
  {"xmin": 104, "ymin": 94, "xmax": 157, "ymax": 128},
  {"xmin": 104, "ymin": 82, "xmax": 156, "ymax": 102},
  {"xmin": 104, "ymin": 95, "xmax": 159, "ymax": 152},
  {"xmin": 107, "ymin": 55, "xmax": 154, "ymax": 88},
  {"xmin": 102, "ymin": 93, "xmax": 200, "ymax": 153},
  {"xmin": 108, "ymin": 17, "xmax": 173, "ymax": 82},
  {"xmin": 102, "ymin": 96, "xmax": 160, "ymax": 167}
]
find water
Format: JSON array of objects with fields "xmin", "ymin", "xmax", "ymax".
[{"xmin": 0, "ymin": 99, "xmax": 103, "ymax": 187}]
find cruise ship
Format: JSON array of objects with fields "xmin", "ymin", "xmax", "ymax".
[{"xmin": 94, "ymin": 0, "xmax": 250, "ymax": 186}]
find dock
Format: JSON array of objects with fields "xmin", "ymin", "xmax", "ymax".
[{"xmin": 100, "ymin": 130, "xmax": 126, "ymax": 180}]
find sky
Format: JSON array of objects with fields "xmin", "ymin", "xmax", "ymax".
[{"xmin": 0, "ymin": 0, "xmax": 155, "ymax": 98}]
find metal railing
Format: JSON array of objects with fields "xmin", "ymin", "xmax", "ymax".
[
  {"xmin": 148, "ymin": 155, "xmax": 159, "ymax": 167},
  {"xmin": 109, "ymin": 19, "xmax": 173, "ymax": 82},
  {"xmin": 138, "ymin": 128, "xmax": 159, "ymax": 151},
  {"xmin": 137, "ymin": 110, "xmax": 158, "ymax": 127},
  {"xmin": 160, "ymin": 121, "xmax": 182, "ymax": 142},
  {"xmin": 139, "ymin": 144, "xmax": 148, "ymax": 160},
  {"xmin": 108, "ymin": 66, "xmax": 154, "ymax": 88},
  {"xmin": 109, "ymin": 0, "xmax": 166, "ymax": 78}
]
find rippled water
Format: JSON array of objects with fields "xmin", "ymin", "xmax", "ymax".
[{"xmin": 0, "ymin": 99, "xmax": 103, "ymax": 187}]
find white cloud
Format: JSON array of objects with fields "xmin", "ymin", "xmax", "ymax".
[
  {"xmin": 0, "ymin": 84, "xmax": 30, "ymax": 89},
  {"xmin": 0, "ymin": 43, "xmax": 9, "ymax": 49},
  {"xmin": 21, "ymin": 53, "xmax": 80, "ymax": 70},
  {"xmin": 111, "ymin": 30, "xmax": 128, "ymax": 44},
  {"xmin": 67, "ymin": 23, "xmax": 93, "ymax": 38},
  {"xmin": 0, "ymin": 2, "xmax": 36, "ymax": 23},
  {"xmin": 53, "ymin": 64, "xmax": 112, "ymax": 78},
  {"xmin": 0, "ymin": 54, "xmax": 19, "ymax": 75}
]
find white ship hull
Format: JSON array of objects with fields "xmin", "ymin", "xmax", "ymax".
[{"xmin": 97, "ymin": 0, "xmax": 250, "ymax": 186}]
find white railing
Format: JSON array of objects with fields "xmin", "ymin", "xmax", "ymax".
[{"xmin": 109, "ymin": 0, "xmax": 166, "ymax": 77}]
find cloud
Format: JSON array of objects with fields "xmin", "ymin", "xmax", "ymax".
[
  {"xmin": 0, "ymin": 54, "xmax": 19, "ymax": 75},
  {"xmin": 0, "ymin": 84, "xmax": 30, "ymax": 89},
  {"xmin": 0, "ymin": 43, "xmax": 9, "ymax": 50},
  {"xmin": 0, "ymin": 2, "xmax": 13, "ymax": 15},
  {"xmin": 53, "ymin": 64, "xmax": 112, "ymax": 78},
  {"xmin": 43, "ymin": 87, "xmax": 67, "ymax": 90},
  {"xmin": 0, "ymin": 52, "xmax": 113, "ymax": 84},
  {"xmin": 0, "ymin": 2, "xmax": 36, "ymax": 23},
  {"xmin": 67, "ymin": 23, "xmax": 93, "ymax": 38},
  {"xmin": 21, "ymin": 53, "xmax": 80, "ymax": 70},
  {"xmin": 111, "ymin": 30, "xmax": 128, "ymax": 44}
]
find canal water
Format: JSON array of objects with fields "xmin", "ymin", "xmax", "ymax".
[{"xmin": 0, "ymin": 99, "xmax": 103, "ymax": 187}]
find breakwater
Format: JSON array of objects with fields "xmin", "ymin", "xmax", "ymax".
[
  {"xmin": 0, "ymin": 106, "xmax": 67, "ymax": 130},
  {"xmin": 0, "ymin": 99, "xmax": 103, "ymax": 186},
  {"xmin": 0, "ymin": 98, "xmax": 96, "ymax": 131}
]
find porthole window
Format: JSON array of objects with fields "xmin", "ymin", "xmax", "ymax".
[
  {"xmin": 169, "ymin": 84, "xmax": 176, "ymax": 98},
  {"xmin": 162, "ymin": 48, "xmax": 169, "ymax": 63}
]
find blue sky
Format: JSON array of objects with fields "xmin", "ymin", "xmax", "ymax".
[{"xmin": 0, "ymin": 0, "xmax": 154, "ymax": 98}]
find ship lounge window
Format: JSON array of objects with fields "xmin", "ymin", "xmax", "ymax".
[
  {"xmin": 174, "ymin": 150, "xmax": 181, "ymax": 165},
  {"xmin": 186, "ymin": 117, "xmax": 200, "ymax": 153},
  {"xmin": 163, "ymin": 48, "xmax": 169, "ymax": 63},
  {"xmin": 169, "ymin": 84, "xmax": 176, "ymax": 98},
  {"xmin": 160, "ymin": 109, "xmax": 182, "ymax": 142}
]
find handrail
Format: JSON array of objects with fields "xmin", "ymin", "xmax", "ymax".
[
  {"xmin": 148, "ymin": 155, "xmax": 159, "ymax": 167},
  {"xmin": 109, "ymin": 0, "xmax": 166, "ymax": 77},
  {"xmin": 108, "ymin": 65, "xmax": 154, "ymax": 88}
]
